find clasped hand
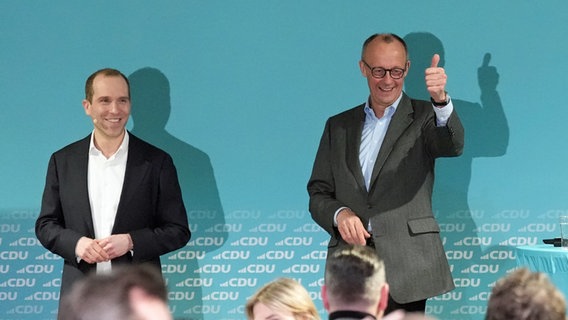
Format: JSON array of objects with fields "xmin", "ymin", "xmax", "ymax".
[{"xmin": 76, "ymin": 234, "xmax": 132, "ymax": 264}]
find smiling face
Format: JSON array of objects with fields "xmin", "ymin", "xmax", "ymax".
[
  {"xmin": 82, "ymin": 74, "xmax": 131, "ymax": 144},
  {"xmin": 359, "ymin": 37, "xmax": 409, "ymax": 112}
]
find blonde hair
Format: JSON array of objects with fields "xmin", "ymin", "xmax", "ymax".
[
  {"xmin": 486, "ymin": 268, "xmax": 566, "ymax": 320},
  {"xmin": 245, "ymin": 278, "xmax": 320, "ymax": 320}
]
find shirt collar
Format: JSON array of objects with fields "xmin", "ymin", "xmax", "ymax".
[
  {"xmin": 89, "ymin": 130, "xmax": 129, "ymax": 158},
  {"xmin": 364, "ymin": 92, "xmax": 403, "ymax": 120},
  {"xmin": 328, "ymin": 310, "xmax": 376, "ymax": 320}
]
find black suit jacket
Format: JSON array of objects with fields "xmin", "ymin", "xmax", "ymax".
[
  {"xmin": 36, "ymin": 132, "xmax": 190, "ymax": 295},
  {"xmin": 308, "ymin": 93, "xmax": 464, "ymax": 303}
]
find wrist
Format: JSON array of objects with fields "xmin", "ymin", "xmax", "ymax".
[
  {"xmin": 338, "ymin": 207, "xmax": 353, "ymax": 220},
  {"xmin": 431, "ymin": 92, "xmax": 450, "ymax": 107},
  {"xmin": 126, "ymin": 234, "xmax": 133, "ymax": 251}
]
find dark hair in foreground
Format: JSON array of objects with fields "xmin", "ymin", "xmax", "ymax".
[
  {"xmin": 58, "ymin": 264, "xmax": 167, "ymax": 320},
  {"xmin": 325, "ymin": 245, "xmax": 385, "ymax": 305}
]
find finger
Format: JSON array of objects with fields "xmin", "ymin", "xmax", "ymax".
[
  {"xmin": 482, "ymin": 53, "xmax": 491, "ymax": 67},
  {"xmin": 96, "ymin": 239, "xmax": 112, "ymax": 254},
  {"xmin": 82, "ymin": 251, "xmax": 92, "ymax": 263},
  {"xmin": 357, "ymin": 232, "xmax": 367, "ymax": 245},
  {"xmin": 346, "ymin": 224, "xmax": 358, "ymax": 240},
  {"xmin": 338, "ymin": 224, "xmax": 351, "ymax": 241},
  {"xmin": 357, "ymin": 226, "xmax": 371, "ymax": 245},
  {"xmin": 340, "ymin": 224, "xmax": 359, "ymax": 245},
  {"xmin": 96, "ymin": 238, "xmax": 109, "ymax": 247},
  {"xmin": 93, "ymin": 244, "xmax": 111, "ymax": 259},
  {"xmin": 100, "ymin": 249, "xmax": 111, "ymax": 259},
  {"xmin": 340, "ymin": 228, "xmax": 354, "ymax": 244},
  {"xmin": 84, "ymin": 249, "xmax": 102, "ymax": 263},
  {"xmin": 430, "ymin": 54, "xmax": 440, "ymax": 68}
]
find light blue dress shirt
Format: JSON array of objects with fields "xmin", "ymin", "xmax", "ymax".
[
  {"xmin": 334, "ymin": 93, "xmax": 453, "ymax": 226},
  {"xmin": 359, "ymin": 96, "xmax": 400, "ymax": 191}
]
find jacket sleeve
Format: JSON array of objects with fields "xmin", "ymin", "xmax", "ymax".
[
  {"xmin": 35, "ymin": 154, "xmax": 84, "ymax": 263},
  {"xmin": 127, "ymin": 153, "xmax": 191, "ymax": 261},
  {"xmin": 307, "ymin": 119, "xmax": 345, "ymax": 237},
  {"xmin": 427, "ymin": 107, "xmax": 465, "ymax": 158}
]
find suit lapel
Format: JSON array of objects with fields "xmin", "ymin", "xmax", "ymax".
[
  {"xmin": 345, "ymin": 105, "xmax": 367, "ymax": 192},
  {"xmin": 114, "ymin": 134, "xmax": 150, "ymax": 230},
  {"xmin": 369, "ymin": 94, "xmax": 414, "ymax": 190},
  {"xmin": 73, "ymin": 135, "xmax": 96, "ymax": 237}
]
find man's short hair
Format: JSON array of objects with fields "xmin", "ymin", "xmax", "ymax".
[
  {"xmin": 361, "ymin": 33, "xmax": 408, "ymax": 60},
  {"xmin": 485, "ymin": 268, "xmax": 566, "ymax": 320},
  {"xmin": 325, "ymin": 245, "xmax": 386, "ymax": 305},
  {"xmin": 85, "ymin": 68, "xmax": 130, "ymax": 103}
]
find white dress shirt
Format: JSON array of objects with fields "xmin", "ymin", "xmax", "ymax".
[{"xmin": 87, "ymin": 131, "xmax": 129, "ymax": 273}]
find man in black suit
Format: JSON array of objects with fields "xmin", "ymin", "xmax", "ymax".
[
  {"xmin": 36, "ymin": 68, "xmax": 190, "ymax": 299},
  {"xmin": 308, "ymin": 33, "xmax": 464, "ymax": 313}
]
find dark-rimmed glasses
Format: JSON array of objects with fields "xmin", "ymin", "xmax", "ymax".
[{"xmin": 361, "ymin": 60, "xmax": 406, "ymax": 79}]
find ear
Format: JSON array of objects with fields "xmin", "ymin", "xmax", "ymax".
[
  {"xmin": 321, "ymin": 285, "xmax": 330, "ymax": 311},
  {"xmin": 378, "ymin": 283, "xmax": 389, "ymax": 312},
  {"xmin": 82, "ymin": 99, "xmax": 91, "ymax": 115},
  {"xmin": 359, "ymin": 60, "xmax": 367, "ymax": 77},
  {"xmin": 404, "ymin": 60, "xmax": 411, "ymax": 76}
]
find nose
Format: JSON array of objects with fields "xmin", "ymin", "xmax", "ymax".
[
  {"xmin": 380, "ymin": 74, "xmax": 395, "ymax": 84},
  {"xmin": 109, "ymin": 101, "xmax": 120, "ymax": 113}
]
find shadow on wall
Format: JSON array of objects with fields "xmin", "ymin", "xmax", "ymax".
[
  {"xmin": 129, "ymin": 67, "xmax": 227, "ymax": 320},
  {"xmin": 403, "ymin": 32, "xmax": 510, "ymax": 303}
]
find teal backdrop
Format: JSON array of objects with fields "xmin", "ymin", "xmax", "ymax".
[{"xmin": 1, "ymin": 1, "xmax": 568, "ymax": 320}]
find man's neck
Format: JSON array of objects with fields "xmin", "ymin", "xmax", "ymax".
[
  {"xmin": 93, "ymin": 130, "xmax": 125, "ymax": 158},
  {"xmin": 371, "ymin": 105, "xmax": 387, "ymax": 119}
]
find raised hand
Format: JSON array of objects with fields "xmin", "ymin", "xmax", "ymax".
[{"xmin": 425, "ymin": 54, "xmax": 448, "ymax": 102}]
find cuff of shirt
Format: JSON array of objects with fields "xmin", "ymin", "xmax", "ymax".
[
  {"xmin": 334, "ymin": 207, "xmax": 349, "ymax": 226},
  {"xmin": 432, "ymin": 95, "xmax": 454, "ymax": 127}
]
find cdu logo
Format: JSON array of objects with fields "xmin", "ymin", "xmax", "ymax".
[
  {"xmin": 206, "ymin": 291, "xmax": 239, "ymax": 301},
  {"xmin": 257, "ymin": 223, "xmax": 286, "ymax": 232},
  {"xmin": 226, "ymin": 278, "xmax": 258, "ymax": 287},
  {"xmin": 0, "ymin": 251, "xmax": 28, "ymax": 260},
  {"xmin": 445, "ymin": 250, "xmax": 473, "ymax": 260}
]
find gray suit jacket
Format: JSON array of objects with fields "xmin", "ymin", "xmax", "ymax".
[
  {"xmin": 308, "ymin": 93, "xmax": 464, "ymax": 303},
  {"xmin": 36, "ymin": 132, "xmax": 190, "ymax": 296}
]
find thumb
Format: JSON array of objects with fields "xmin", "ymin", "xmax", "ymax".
[{"xmin": 430, "ymin": 54, "xmax": 440, "ymax": 68}]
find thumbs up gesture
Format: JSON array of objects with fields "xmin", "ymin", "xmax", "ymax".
[{"xmin": 425, "ymin": 54, "xmax": 448, "ymax": 103}]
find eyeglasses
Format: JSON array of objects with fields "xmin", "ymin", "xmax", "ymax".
[{"xmin": 361, "ymin": 60, "xmax": 406, "ymax": 79}]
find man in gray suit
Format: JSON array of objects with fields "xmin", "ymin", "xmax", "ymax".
[
  {"xmin": 36, "ymin": 68, "xmax": 190, "ymax": 300},
  {"xmin": 308, "ymin": 33, "xmax": 464, "ymax": 314}
]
